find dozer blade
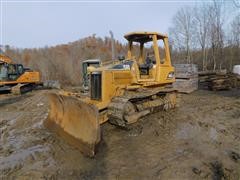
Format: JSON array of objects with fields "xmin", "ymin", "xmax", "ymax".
[{"xmin": 45, "ymin": 93, "xmax": 100, "ymax": 157}]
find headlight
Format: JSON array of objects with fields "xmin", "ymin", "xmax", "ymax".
[{"xmin": 167, "ymin": 71, "xmax": 175, "ymax": 79}]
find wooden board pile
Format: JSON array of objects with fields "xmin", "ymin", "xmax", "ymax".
[
  {"xmin": 173, "ymin": 64, "xmax": 198, "ymax": 93},
  {"xmin": 198, "ymin": 70, "xmax": 240, "ymax": 91}
]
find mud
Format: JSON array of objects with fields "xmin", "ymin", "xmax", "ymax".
[{"xmin": 0, "ymin": 89, "xmax": 240, "ymax": 179}]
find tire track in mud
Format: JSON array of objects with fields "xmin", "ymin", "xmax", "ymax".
[
  {"xmin": 0, "ymin": 89, "xmax": 240, "ymax": 179},
  {"xmin": 173, "ymin": 90, "xmax": 240, "ymax": 180},
  {"xmin": 0, "ymin": 90, "xmax": 54, "ymax": 179}
]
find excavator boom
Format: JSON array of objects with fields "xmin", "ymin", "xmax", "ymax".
[{"xmin": 0, "ymin": 55, "xmax": 12, "ymax": 64}]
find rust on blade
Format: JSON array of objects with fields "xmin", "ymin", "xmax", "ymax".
[{"xmin": 44, "ymin": 93, "xmax": 100, "ymax": 157}]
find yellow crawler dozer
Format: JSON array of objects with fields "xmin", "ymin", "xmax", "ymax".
[{"xmin": 45, "ymin": 32, "xmax": 177, "ymax": 156}]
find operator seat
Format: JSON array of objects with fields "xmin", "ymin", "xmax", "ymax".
[{"xmin": 139, "ymin": 56, "xmax": 153, "ymax": 75}]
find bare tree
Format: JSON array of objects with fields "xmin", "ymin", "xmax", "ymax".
[
  {"xmin": 169, "ymin": 7, "xmax": 195, "ymax": 63},
  {"xmin": 231, "ymin": 14, "xmax": 240, "ymax": 47},
  {"xmin": 228, "ymin": 14, "xmax": 240, "ymax": 70},
  {"xmin": 232, "ymin": 0, "xmax": 240, "ymax": 8},
  {"xmin": 208, "ymin": 0, "xmax": 225, "ymax": 70},
  {"xmin": 193, "ymin": 4, "xmax": 211, "ymax": 70}
]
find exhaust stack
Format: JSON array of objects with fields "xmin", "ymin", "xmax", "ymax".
[{"xmin": 109, "ymin": 30, "xmax": 115, "ymax": 60}]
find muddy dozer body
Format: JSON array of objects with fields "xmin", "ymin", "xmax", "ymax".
[
  {"xmin": 45, "ymin": 93, "xmax": 100, "ymax": 157},
  {"xmin": 44, "ymin": 31, "xmax": 178, "ymax": 157}
]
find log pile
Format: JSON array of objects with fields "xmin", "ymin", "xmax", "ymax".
[
  {"xmin": 199, "ymin": 70, "xmax": 240, "ymax": 91},
  {"xmin": 173, "ymin": 64, "xmax": 198, "ymax": 93}
]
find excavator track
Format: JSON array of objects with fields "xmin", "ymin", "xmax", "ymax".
[
  {"xmin": 108, "ymin": 86, "xmax": 177, "ymax": 128},
  {"xmin": 11, "ymin": 83, "xmax": 36, "ymax": 95}
]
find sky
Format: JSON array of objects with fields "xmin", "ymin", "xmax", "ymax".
[{"xmin": 1, "ymin": 1, "xmax": 199, "ymax": 48}]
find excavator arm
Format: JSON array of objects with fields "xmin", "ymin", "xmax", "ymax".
[{"xmin": 0, "ymin": 55, "xmax": 12, "ymax": 64}]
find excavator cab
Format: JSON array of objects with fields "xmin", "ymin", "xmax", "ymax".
[
  {"xmin": 0, "ymin": 63, "xmax": 8, "ymax": 81},
  {"xmin": 5, "ymin": 64, "xmax": 25, "ymax": 81}
]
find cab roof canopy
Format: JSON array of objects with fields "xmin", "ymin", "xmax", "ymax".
[{"xmin": 124, "ymin": 31, "xmax": 168, "ymax": 43}]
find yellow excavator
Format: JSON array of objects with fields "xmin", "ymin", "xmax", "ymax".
[
  {"xmin": 45, "ymin": 31, "xmax": 177, "ymax": 157},
  {"xmin": 0, "ymin": 55, "xmax": 41, "ymax": 94}
]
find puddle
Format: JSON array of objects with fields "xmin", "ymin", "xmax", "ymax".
[
  {"xmin": 175, "ymin": 123, "xmax": 201, "ymax": 140},
  {"xmin": 0, "ymin": 145, "xmax": 50, "ymax": 170},
  {"xmin": 209, "ymin": 127, "xmax": 218, "ymax": 141}
]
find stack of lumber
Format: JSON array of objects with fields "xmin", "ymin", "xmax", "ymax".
[
  {"xmin": 199, "ymin": 70, "xmax": 239, "ymax": 91},
  {"xmin": 173, "ymin": 64, "xmax": 198, "ymax": 93}
]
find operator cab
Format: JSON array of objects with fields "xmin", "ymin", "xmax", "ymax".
[
  {"xmin": 0, "ymin": 63, "xmax": 25, "ymax": 81},
  {"xmin": 138, "ymin": 52, "xmax": 156, "ymax": 75},
  {"xmin": 124, "ymin": 31, "xmax": 170, "ymax": 81},
  {"xmin": 0, "ymin": 62, "xmax": 8, "ymax": 81}
]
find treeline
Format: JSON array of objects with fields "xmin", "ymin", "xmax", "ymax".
[
  {"xmin": 169, "ymin": 1, "xmax": 240, "ymax": 71},
  {"xmin": 3, "ymin": 36, "xmax": 126, "ymax": 85}
]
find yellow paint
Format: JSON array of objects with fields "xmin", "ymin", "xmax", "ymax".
[
  {"xmin": 0, "ymin": 55, "xmax": 12, "ymax": 64},
  {"xmin": 46, "ymin": 31, "xmax": 176, "ymax": 154},
  {"xmin": 85, "ymin": 31, "xmax": 175, "ymax": 112},
  {"xmin": 0, "ymin": 55, "xmax": 40, "ymax": 86}
]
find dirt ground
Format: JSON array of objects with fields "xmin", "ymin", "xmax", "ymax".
[{"xmin": 0, "ymin": 89, "xmax": 240, "ymax": 180}]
